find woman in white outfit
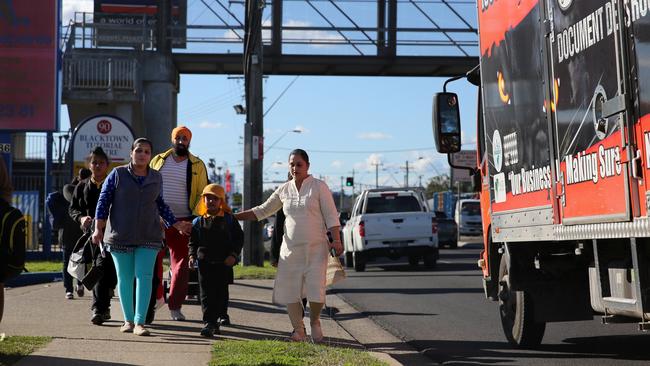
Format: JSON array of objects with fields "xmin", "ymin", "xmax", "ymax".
[{"xmin": 234, "ymin": 149, "xmax": 343, "ymax": 342}]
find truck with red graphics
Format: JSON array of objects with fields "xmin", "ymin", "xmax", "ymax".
[{"xmin": 432, "ymin": 0, "xmax": 650, "ymax": 348}]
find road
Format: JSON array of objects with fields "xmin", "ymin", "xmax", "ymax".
[{"xmin": 332, "ymin": 239, "xmax": 650, "ymax": 365}]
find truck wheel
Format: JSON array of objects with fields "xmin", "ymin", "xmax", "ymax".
[
  {"xmin": 353, "ymin": 252, "xmax": 366, "ymax": 272},
  {"xmin": 423, "ymin": 251, "xmax": 437, "ymax": 268},
  {"xmin": 449, "ymin": 240, "xmax": 458, "ymax": 249},
  {"xmin": 344, "ymin": 252, "xmax": 354, "ymax": 268},
  {"xmin": 408, "ymin": 255, "xmax": 420, "ymax": 266},
  {"xmin": 498, "ymin": 255, "xmax": 545, "ymax": 348}
]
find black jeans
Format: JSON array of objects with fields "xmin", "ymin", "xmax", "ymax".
[
  {"xmin": 92, "ymin": 252, "xmax": 117, "ymax": 312},
  {"xmin": 198, "ymin": 262, "xmax": 229, "ymax": 324},
  {"xmin": 62, "ymin": 246, "xmax": 74, "ymax": 293}
]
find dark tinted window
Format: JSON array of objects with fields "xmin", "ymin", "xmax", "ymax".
[
  {"xmin": 365, "ymin": 196, "xmax": 422, "ymax": 214},
  {"xmin": 461, "ymin": 202, "xmax": 481, "ymax": 215}
]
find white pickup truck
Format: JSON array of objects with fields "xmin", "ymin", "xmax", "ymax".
[{"xmin": 341, "ymin": 188, "xmax": 438, "ymax": 272}]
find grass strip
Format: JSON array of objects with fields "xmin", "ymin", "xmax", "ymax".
[
  {"xmin": 233, "ymin": 261, "xmax": 277, "ymax": 280},
  {"xmin": 210, "ymin": 339, "xmax": 387, "ymax": 366},
  {"xmin": 24, "ymin": 261, "xmax": 61, "ymax": 273},
  {"xmin": 0, "ymin": 336, "xmax": 51, "ymax": 366}
]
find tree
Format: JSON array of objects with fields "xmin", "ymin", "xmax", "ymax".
[{"xmin": 425, "ymin": 174, "xmax": 450, "ymax": 199}]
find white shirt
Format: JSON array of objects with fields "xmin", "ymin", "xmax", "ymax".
[{"xmin": 159, "ymin": 156, "xmax": 191, "ymax": 218}]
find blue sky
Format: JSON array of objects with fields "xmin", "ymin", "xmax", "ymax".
[{"xmin": 61, "ymin": 0, "xmax": 479, "ymax": 192}]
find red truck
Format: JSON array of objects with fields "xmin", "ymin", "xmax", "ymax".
[{"xmin": 433, "ymin": 0, "xmax": 650, "ymax": 348}]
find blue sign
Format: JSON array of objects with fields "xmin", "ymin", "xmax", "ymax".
[{"xmin": 13, "ymin": 191, "xmax": 39, "ymax": 250}]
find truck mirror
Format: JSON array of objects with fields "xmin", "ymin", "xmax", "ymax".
[{"xmin": 432, "ymin": 92, "xmax": 461, "ymax": 153}]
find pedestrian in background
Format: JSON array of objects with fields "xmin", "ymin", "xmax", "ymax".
[
  {"xmin": 69, "ymin": 147, "xmax": 117, "ymax": 325},
  {"xmin": 189, "ymin": 184, "xmax": 243, "ymax": 337},
  {"xmin": 150, "ymin": 126, "xmax": 208, "ymax": 321},
  {"xmin": 47, "ymin": 182, "xmax": 84, "ymax": 299},
  {"xmin": 92, "ymin": 138, "xmax": 191, "ymax": 336},
  {"xmin": 234, "ymin": 149, "xmax": 343, "ymax": 342}
]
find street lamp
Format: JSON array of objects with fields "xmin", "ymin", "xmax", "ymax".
[
  {"xmin": 233, "ymin": 104, "xmax": 246, "ymax": 115},
  {"xmin": 264, "ymin": 128, "xmax": 302, "ymax": 154}
]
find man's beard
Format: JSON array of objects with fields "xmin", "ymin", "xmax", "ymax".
[{"xmin": 174, "ymin": 144, "xmax": 189, "ymax": 156}]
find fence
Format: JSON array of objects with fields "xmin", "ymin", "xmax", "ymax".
[{"xmin": 63, "ymin": 57, "xmax": 138, "ymax": 92}]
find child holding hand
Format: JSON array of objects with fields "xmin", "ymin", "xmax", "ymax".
[{"xmin": 189, "ymin": 184, "xmax": 243, "ymax": 337}]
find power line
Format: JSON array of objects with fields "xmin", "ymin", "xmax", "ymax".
[{"xmin": 273, "ymin": 146, "xmax": 437, "ymax": 154}]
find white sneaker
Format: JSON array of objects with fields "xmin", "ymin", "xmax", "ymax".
[
  {"xmin": 170, "ymin": 309, "xmax": 186, "ymax": 321},
  {"xmin": 65, "ymin": 292, "xmax": 74, "ymax": 300},
  {"xmin": 155, "ymin": 297, "xmax": 165, "ymax": 310}
]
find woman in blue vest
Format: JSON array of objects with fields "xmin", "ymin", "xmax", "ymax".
[{"xmin": 92, "ymin": 138, "xmax": 191, "ymax": 336}]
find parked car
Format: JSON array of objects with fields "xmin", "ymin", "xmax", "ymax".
[
  {"xmin": 454, "ymin": 199, "xmax": 482, "ymax": 236},
  {"xmin": 434, "ymin": 210, "xmax": 458, "ymax": 248},
  {"xmin": 342, "ymin": 188, "xmax": 438, "ymax": 271}
]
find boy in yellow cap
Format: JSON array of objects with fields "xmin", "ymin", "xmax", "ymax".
[{"xmin": 189, "ymin": 184, "xmax": 243, "ymax": 337}]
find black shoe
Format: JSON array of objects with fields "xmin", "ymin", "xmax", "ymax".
[
  {"xmin": 218, "ymin": 315, "xmax": 231, "ymax": 326},
  {"xmin": 91, "ymin": 311, "xmax": 104, "ymax": 325},
  {"xmin": 200, "ymin": 323, "xmax": 218, "ymax": 338},
  {"xmin": 102, "ymin": 310, "xmax": 111, "ymax": 321}
]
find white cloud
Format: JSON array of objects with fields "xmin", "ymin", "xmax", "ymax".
[
  {"xmin": 62, "ymin": 0, "xmax": 93, "ymax": 23},
  {"xmin": 358, "ymin": 132, "xmax": 392, "ymax": 140},
  {"xmin": 199, "ymin": 121, "xmax": 225, "ymax": 129},
  {"xmin": 354, "ymin": 153, "xmax": 383, "ymax": 171},
  {"xmin": 462, "ymin": 131, "xmax": 477, "ymax": 146},
  {"xmin": 331, "ymin": 160, "xmax": 343, "ymax": 169}
]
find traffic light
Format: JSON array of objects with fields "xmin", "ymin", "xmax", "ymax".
[{"xmin": 345, "ymin": 177, "xmax": 354, "ymax": 187}]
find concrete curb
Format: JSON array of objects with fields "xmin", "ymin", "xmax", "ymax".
[
  {"xmin": 327, "ymin": 292, "xmax": 434, "ymax": 366},
  {"xmin": 5, "ymin": 272, "xmax": 62, "ymax": 287}
]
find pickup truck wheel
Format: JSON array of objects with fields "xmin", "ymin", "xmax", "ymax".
[
  {"xmin": 344, "ymin": 252, "xmax": 354, "ymax": 268},
  {"xmin": 498, "ymin": 254, "xmax": 545, "ymax": 348},
  {"xmin": 353, "ymin": 252, "xmax": 366, "ymax": 272},
  {"xmin": 423, "ymin": 252, "xmax": 437, "ymax": 268},
  {"xmin": 408, "ymin": 255, "xmax": 420, "ymax": 266},
  {"xmin": 449, "ymin": 240, "xmax": 458, "ymax": 249}
]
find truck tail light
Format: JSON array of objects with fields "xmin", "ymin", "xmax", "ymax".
[
  {"xmin": 359, "ymin": 221, "xmax": 365, "ymax": 237},
  {"xmin": 431, "ymin": 218, "xmax": 438, "ymax": 234}
]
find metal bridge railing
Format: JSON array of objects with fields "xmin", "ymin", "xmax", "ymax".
[{"xmin": 63, "ymin": 57, "xmax": 138, "ymax": 92}]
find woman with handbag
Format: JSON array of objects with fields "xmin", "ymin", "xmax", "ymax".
[
  {"xmin": 235, "ymin": 149, "xmax": 343, "ymax": 342},
  {"xmin": 92, "ymin": 138, "xmax": 191, "ymax": 336},
  {"xmin": 69, "ymin": 146, "xmax": 117, "ymax": 325}
]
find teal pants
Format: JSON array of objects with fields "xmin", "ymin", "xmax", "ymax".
[{"xmin": 111, "ymin": 247, "xmax": 159, "ymax": 325}]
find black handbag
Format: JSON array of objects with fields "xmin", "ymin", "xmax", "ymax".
[{"xmin": 81, "ymin": 242, "xmax": 105, "ymax": 290}]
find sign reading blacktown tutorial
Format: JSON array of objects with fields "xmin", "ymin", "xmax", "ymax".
[{"xmin": 71, "ymin": 115, "xmax": 135, "ymax": 176}]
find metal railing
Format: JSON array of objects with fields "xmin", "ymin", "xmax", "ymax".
[
  {"xmin": 63, "ymin": 11, "xmax": 478, "ymax": 56},
  {"xmin": 63, "ymin": 57, "xmax": 138, "ymax": 92}
]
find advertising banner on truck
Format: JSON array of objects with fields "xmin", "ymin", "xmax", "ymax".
[
  {"xmin": 0, "ymin": 0, "xmax": 58, "ymax": 131},
  {"xmin": 93, "ymin": 0, "xmax": 187, "ymax": 48},
  {"xmin": 550, "ymin": 0, "xmax": 635, "ymax": 224},
  {"xmin": 478, "ymin": 0, "xmax": 553, "ymax": 213}
]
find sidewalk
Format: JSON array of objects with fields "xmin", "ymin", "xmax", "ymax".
[{"xmin": 1, "ymin": 279, "xmax": 431, "ymax": 366}]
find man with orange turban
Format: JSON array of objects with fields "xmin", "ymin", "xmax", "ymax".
[
  {"xmin": 189, "ymin": 184, "xmax": 243, "ymax": 336},
  {"xmin": 150, "ymin": 126, "xmax": 208, "ymax": 321}
]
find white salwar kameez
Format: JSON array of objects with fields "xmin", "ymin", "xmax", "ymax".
[{"xmin": 252, "ymin": 176, "xmax": 339, "ymax": 304}]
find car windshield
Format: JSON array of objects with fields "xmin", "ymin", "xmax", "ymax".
[
  {"xmin": 365, "ymin": 195, "xmax": 422, "ymax": 213},
  {"xmin": 461, "ymin": 202, "xmax": 481, "ymax": 215}
]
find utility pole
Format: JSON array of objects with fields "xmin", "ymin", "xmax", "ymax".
[
  {"xmin": 404, "ymin": 160, "xmax": 410, "ymax": 187},
  {"xmin": 242, "ymin": 0, "xmax": 264, "ymax": 266},
  {"xmin": 371, "ymin": 162, "xmax": 381, "ymax": 188},
  {"xmin": 340, "ymin": 176, "xmax": 344, "ymax": 210}
]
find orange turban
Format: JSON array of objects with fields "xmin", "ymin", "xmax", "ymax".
[
  {"xmin": 196, "ymin": 184, "xmax": 232, "ymax": 217},
  {"xmin": 171, "ymin": 126, "xmax": 192, "ymax": 142}
]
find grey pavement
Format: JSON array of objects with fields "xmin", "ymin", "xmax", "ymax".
[{"xmin": 1, "ymin": 278, "xmax": 431, "ymax": 366}]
